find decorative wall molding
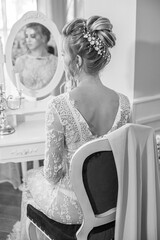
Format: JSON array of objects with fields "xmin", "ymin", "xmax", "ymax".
[
  {"xmin": 132, "ymin": 94, "xmax": 160, "ymax": 133},
  {"xmin": 133, "ymin": 94, "xmax": 160, "ymax": 104}
]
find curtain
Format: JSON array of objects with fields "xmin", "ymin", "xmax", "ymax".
[
  {"xmin": 37, "ymin": 0, "xmax": 84, "ymax": 32},
  {"xmin": 0, "ymin": 0, "xmax": 37, "ymax": 44}
]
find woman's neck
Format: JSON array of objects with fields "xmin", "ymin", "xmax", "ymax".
[
  {"xmin": 77, "ymin": 72, "xmax": 102, "ymax": 87},
  {"xmin": 28, "ymin": 46, "xmax": 48, "ymax": 58}
]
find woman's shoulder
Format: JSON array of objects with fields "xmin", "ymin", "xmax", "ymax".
[
  {"xmin": 16, "ymin": 53, "xmax": 28, "ymax": 60},
  {"xmin": 47, "ymin": 54, "xmax": 58, "ymax": 71},
  {"xmin": 14, "ymin": 54, "xmax": 28, "ymax": 71},
  {"xmin": 46, "ymin": 93, "xmax": 72, "ymax": 126},
  {"xmin": 117, "ymin": 92, "xmax": 130, "ymax": 109},
  {"xmin": 116, "ymin": 92, "xmax": 131, "ymax": 123},
  {"xmin": 15, "ymin": 54, "xmax": 28, "ymax": 62},
  {"xmin": 47, "ymin": 93, "xmax": 68, "ymax": 110},
  {"xmin": 49, "ymin": 54, "xmax": 58, "ymax": 62}
]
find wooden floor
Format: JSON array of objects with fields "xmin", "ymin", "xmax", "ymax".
[{"xmin": 0, "ymin": 182, "xmax": 22, "ymax": 240}]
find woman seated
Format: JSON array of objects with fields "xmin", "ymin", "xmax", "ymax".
[{"xmin": 7, "ymin": 15, "xmax": 131, "ymax": 240}]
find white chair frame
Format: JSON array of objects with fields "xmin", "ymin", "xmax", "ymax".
[{"xmin": 70, "ymin": 137, "xmax": 116, "ymax": 240}]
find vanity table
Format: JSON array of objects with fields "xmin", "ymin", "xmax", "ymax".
[
  {"xmin": 0, "ymin": 11, "xmax": 65, "ymax": 183},
  {"xmin": 0, "ymin": 119, "xmax": 45, "ymax": 178}
]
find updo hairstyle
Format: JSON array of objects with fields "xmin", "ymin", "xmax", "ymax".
[
  {"xmin": 62, "ymin": 15, "xmax": 116, "ymax": 75},
  {"xmin": 25, "ymin": 22, "xmax": 51, "ymax": 43}
]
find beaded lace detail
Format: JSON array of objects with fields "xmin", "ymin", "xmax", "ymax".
[{"xmin": 14, "ymin": 54, "xmax": 58, "ymax": 90}]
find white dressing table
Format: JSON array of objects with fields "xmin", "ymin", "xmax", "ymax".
[
  {"xmin": 0, "ymin": 11, "xmax": 64, "ymax": 182},
  {"xmin": 0, "ymin": 120, "xmax": 45, "ymax": 178}
]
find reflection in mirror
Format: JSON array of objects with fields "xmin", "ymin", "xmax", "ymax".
[
  {"xmin": 13, "ymin": 23, "xmax": 58, "ymax": 91},
  {"xmin": 5, "ymin": 11, "xmax": 64, "ymax": 100}
]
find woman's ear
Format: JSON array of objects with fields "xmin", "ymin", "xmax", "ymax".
[{"xmin": 76, "ymin": 55, "xmax": 82, "ymax": 68}]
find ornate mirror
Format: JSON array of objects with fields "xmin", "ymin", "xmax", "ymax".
[{"xmin": 5, "ymin": 11, "xmax": 64, "ymax": 100}]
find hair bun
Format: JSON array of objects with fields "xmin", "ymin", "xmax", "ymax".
[{"xmin": 87, "ymin": 16, "xmax": 116, "ymax": 49}]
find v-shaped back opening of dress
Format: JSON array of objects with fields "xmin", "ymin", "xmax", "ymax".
[{"xmin": 65, "ymin": 92, "xmax": 121, "ymax": 137}]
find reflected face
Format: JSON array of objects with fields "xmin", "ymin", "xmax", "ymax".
[{"xmin": 25, "ymin": 28, "xmax": 44, "ymax": 50}]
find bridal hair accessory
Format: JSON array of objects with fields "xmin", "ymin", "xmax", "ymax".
[{"xmin": 83, "ymin": 22, "xmax": 110, "ymax": 60}]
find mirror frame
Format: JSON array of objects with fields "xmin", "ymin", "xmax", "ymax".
[{"xmin": 5, "ymin": 11, "xmax": 64, "ymax": 100}]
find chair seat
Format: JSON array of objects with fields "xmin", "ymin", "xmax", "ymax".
[
  {"xmin": 27, "ymin": 204, "xmax": 115, "ymax": 240},
  {"xmin": 27, "ymin": 204, "xmax": 80, "ymax": 240}
]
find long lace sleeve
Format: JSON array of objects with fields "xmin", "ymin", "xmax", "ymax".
[{"xmin": 43, "ymin": 99, "xmax": 65, "ymax": 184}]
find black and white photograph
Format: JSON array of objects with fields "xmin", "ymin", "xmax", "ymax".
[{"xmin": 0, "ymin": 0, "xmax": 160, "ymax": 240}]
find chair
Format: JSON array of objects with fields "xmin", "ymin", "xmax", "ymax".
[{"xmin": 27, "ymin": 137, "xmax": 118, "ymax": 240}]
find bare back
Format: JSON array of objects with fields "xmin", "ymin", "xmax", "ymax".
[{"xmin": 69, "ymin": 82, "xmax": 119, "ymax": 136}]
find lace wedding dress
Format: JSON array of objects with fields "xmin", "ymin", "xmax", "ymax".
[
  {"xmin": 14, "ymin": 54, "xmax": 58, "ymax": 90},
  {"xmin": 7, "ymin": 92, "xmax": 130, "ymax": 240}
]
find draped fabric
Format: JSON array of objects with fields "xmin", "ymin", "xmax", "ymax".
[
  {"xmin": 107, "ymin": 123, "xmax": 160, "ymax": 240},
  {"xmin": 7, "ymin": 91, "xmax": 130, "ymax": 240}
]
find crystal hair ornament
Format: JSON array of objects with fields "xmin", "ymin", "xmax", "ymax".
[{"xmin": 83, "ymin": 22, "xmax": 111, "ymax": 61}]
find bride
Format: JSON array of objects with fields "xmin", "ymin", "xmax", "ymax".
[{"xmin": 7, "ymin": 15, "xmax": 131, "ymax": 240}]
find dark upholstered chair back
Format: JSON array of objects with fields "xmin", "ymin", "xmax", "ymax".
[{"xmin": 83, "ymin": 151, "xmax": 118, "ymax": 215}]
